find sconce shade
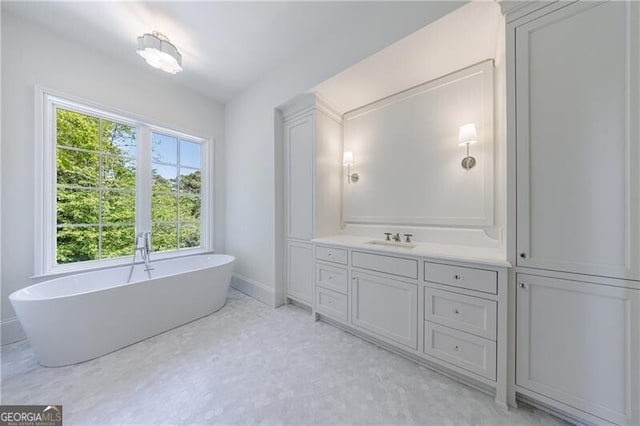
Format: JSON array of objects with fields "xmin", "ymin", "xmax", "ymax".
[
  {"xmin": 137, "ymin": 32, "xmax": 183, "ymax": 74},
  {"xmin": 343, "ymin": 151, "xmax": 354, "ymax": 166},
  {"xmin": 458, "ymin": 123, "xmax": 478, "ymax": 146}
]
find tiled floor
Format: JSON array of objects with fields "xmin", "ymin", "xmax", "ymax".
[{"xmin": 1, "ymin": 288, "xmax": 564, "ymax": 425}]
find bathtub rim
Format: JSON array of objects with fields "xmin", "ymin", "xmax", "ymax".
[
  {"xmin": 31, "ymin": 248, "xmax": 215, "ymax": 280},
  {"xmin": 10, "ymin": 253, "xmax": 235, "ymax": 302}
]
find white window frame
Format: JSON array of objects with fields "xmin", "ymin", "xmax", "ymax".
[{"xmin": 34, "ymin": 87, "xmax": 214, "ymax": 277}]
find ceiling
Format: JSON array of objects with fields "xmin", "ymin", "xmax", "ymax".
[{"xmin": 2, "ymin": 1, "xmax": 464, "ymax": 104}]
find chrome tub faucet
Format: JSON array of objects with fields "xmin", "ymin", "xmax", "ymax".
[{"xmin": 127, "ymin": 231, "xmax": 153, "ymax": 282}]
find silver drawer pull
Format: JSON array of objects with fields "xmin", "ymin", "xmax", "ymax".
[
  {"xmin": 454, "ymin": 274, "xmax": 461, "ymax": 280},
  {"xmin": 519, "ymin": 283, "xmax": 527, "ymax": 289},
  {"xmin": 328, "ymin": 276, "xmax": 333, "ymax": 280},
  {"xmin": 454, "ymin": 345, "xmax": 462, "ymax": 352},
  {"xmin": 453, "ymin": 309, "xmax": 460, "ymax": 314}
]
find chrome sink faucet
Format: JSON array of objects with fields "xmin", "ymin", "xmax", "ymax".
[{"xmin": 384, "ymin": 232, "xmax": 403, "ymax": 243}]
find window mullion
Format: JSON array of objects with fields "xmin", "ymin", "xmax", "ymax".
[
  {"xmin": 177, "ymin": 140, "xmax": 181, "ymax": 250},
  {"xmin": 137, "ymin": 126, "xmax": 152, "ymax": 235},
  {"xmin": 98, "ymin": 118, "xmax": 103, "ymax": 259}
]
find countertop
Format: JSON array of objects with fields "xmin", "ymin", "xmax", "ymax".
[{"xmin": 313, "ymin": 234, "xmax": 511, "ymax": 268}]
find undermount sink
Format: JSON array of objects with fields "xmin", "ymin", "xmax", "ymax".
[{"xmin": 365, "ymin": 239, "xmax": 417, "ymax": 249}]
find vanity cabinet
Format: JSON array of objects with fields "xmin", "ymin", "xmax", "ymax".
[
  {"xmin": 314, "ymin": 246, "xmax": 349, "ymax": 322},
  {"xmin": 351, "ymin": 271, "xmax": 418, "ymax": 350},
  {"xmin": 504, "ymin": 1, "xmax": 640, "ymax": 424},
  {"xmin": 423, "ymin": 263, "xmax": 500, "ymax": 383},
  {"xmin": 282, "ymin": 96, "xmax": 342, "ymax": 306},
  {"xmin": 312, "ymin": 241, "xmax": 509, "ymax": 408}
]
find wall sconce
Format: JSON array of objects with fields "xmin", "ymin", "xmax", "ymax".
[
  {"xmin": 343, "ymin": 151, "xmax": 359, "ymax": 183},
  {"xmin": 458, "ymin": 123, "xmax": 477, "ymax": 170}
]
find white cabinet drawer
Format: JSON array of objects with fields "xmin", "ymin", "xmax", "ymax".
[
  {"xmin": 315, "ymin": 245, "xmax": 348, "ymax": 265},
  {"xmin": 425, "ymin": 262, "xmax": 497, "ymax": 294},
  {"xmin": 315, "ymin": 264, "xmax": 348, "ymax": 294},
  {"xmin": 315, "ymin": 287, "xmax": 348, "ymax": 322},
  {"xmin": 425, "ymin": 288, "xmax": 497, "ymax": 340},
  {"xmin": 424, "ymin": 322, "xmax": 496, "ymax": 380},
  {"xmin": 352, "ymin": 251, "xmax": 418, "ymax": 279}
]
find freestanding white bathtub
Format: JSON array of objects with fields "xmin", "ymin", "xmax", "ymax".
[{"xmin": 9, "ymin": 254, "xmax": 235, "ymax": 367}]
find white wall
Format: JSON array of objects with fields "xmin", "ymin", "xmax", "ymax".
[
  {"xmin": 224, "ymin": 3, "xmax": 464, "ymax": 306},
  {"xmin": 0, "ymin": 2, "xmax": 3, "ymax": 347},
  {"xmin": 0, "ymin": 11, "xmax": 225, "ymax": 344}
]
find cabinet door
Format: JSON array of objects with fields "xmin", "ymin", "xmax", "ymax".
[
  {"xmin": 515, "ymin": 1, "xmax": 640, "ymax": 279},
  {"xmin": 351, "ymin": 271, "xmax": 417, "ymax": 349},
  {"xmin": 285, "ymin": 114, "xmax": 314, "ymax": 240},
  {"xmin": 516, "ymin": 274, "xmax": 639, "ymax": 425},
  {"xmin": 286, "ymin": 241, "xmax": 313, "ymax": 304}
]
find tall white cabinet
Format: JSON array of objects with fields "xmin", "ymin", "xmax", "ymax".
[
  {"xmin": 505, "ymin": 2, "xmax": 640, "ymax": 424},
  {"xmin": 516, "ymin": 274, "xmax": 639, "ymax": 425},
  {"xmin": 282, "ymin": 96, "xmax": 342, "ymax": 306}
]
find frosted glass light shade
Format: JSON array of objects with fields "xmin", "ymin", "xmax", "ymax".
[
  {"xmin": 343, "ymin": 151, "xmax": 354, "ymax": 166},
  {"xmin": 458, "ymin": 123, "xmax": 478, "ymax": 146},
  {"xmin": 137, "ymin": 32, "xmax": 183, "ymax": 75}
]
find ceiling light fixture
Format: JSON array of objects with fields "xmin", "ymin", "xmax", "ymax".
[{"xmin": 136, "ymin": 31, "xmax": 183, "ymax": 74}]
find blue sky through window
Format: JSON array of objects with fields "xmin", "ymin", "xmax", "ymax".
[{"xmin": 152, "ymin": 133, "xmax": 201, "ymax": 180}]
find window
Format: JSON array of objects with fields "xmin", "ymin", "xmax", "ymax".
[
  {"xmin": 151, "ymin": 133, "xmax": 202, "ymax": 252},
  {"xmin": 56, "ymin": 109, "xmax": 137, "ymax": 263},
  {"xmin": 36, "ymin": 90, "xmax": 212, "ymax": 275}
]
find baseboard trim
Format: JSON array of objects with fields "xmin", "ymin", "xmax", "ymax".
[
  {"xmin": 231, "ymin": 273, "xmax": 276, "ymax": 307},
  {"xmin": 2, "ymin": 318, "xmax": 25, "ymax": 345},
  {"xmin": 516, "ymin": 390, "xmax": 612, "ymax": 426}
]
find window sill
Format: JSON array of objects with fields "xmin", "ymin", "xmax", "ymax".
[{"xmin": 31, "ymin": 248, "xmax": 215, "ymax": 280}]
